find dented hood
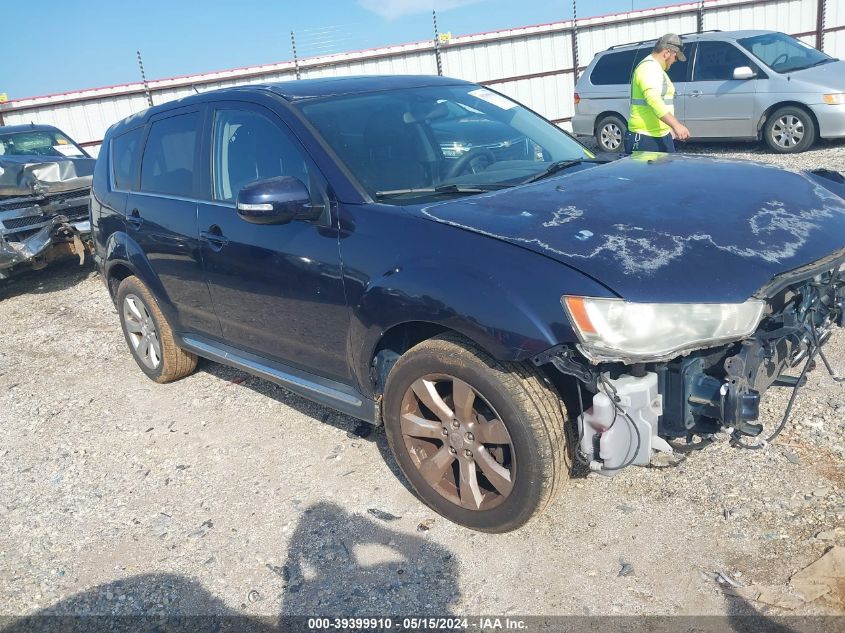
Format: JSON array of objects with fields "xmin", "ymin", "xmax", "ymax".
[
  {"xmin": 419, "ymin": 154, "xmax": 845, "ymax": 302},
  {"xmin": 0, "ymin": 155, "xmax": 95, "ymax": 197}
]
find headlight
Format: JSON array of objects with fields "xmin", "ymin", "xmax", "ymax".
[
  {"xmin": 823, "ymin": 93, "xmax": 845, "ymax": 105},
  {"xmin": 562, "ymin": 296, "xmax": 765, "ymax": 363}
]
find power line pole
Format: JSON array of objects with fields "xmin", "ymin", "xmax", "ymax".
[
  {"xmin": 136, "ymin": 50, "xmax": 153, "ymax": 107},
  {"xmin": 291, "ymin": 31, "xmax": 301, "ymax": 80},
  {"xmin": 433, "ymin": 10, "xmax": 443, "ymax": 76}
]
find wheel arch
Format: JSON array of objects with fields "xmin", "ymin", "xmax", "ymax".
[
  {"xmin": 757, "ymin": 101, "xmax": 819, "ymax": 139},
  {"xmin": 103, "ymin": 231, "xmax": 176, "ymax": 321},
  {"xmin": 594, "ymin": 111, "xmax": 627, "ymax": 136}
]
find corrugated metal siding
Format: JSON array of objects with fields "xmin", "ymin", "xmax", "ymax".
[
  {"xmin": 827, "ymin": 0, "xmax": 845, "ymax": 57},
  {"xmin": 2, "ymin": 0, "xmax": 840, "ymax": 155},
  {"xmin": 704, "ymin": 0, "xmax": 816, "ymax": 33}
]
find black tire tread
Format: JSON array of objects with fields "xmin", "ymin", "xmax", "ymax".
[
  {"xmin": 394, "ymin": 333, "xmax": 568, "ymax": 529},
  {"xmin": 117, "ymin": 276, "xmax": 197, "ymax": 383}
]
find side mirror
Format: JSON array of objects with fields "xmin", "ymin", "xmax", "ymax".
[
  {"xmin": 236, "ymin": 176, "xmax": 322, "ymax": 225},
  {"xmin": 733, "ymin": 66, "xmax": 757, "ymax": 80}
]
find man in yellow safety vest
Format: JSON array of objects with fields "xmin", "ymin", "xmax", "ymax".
[{"xmin": 625, "ymin": 33, "xmax": 691, "ymax": 153}]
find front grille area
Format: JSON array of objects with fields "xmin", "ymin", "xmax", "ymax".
[
  {"xmin": 0, "ymin": 188, "xmax": 89, "ymax": 211},
  {"xmin": 1, "ymin": 205, "xmax": 88, "ymax": 231}
]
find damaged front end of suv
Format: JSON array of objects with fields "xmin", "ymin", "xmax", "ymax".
[
  {"xmin": 0, "ymin": 126, "xmax": 94, "ymax": 280},
  {"xmin": 536, "ymin": 260, "xmax": 845, "ymax": 474}
]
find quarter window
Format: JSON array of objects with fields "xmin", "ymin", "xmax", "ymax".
[
  {"xmin": 693, "ymin": 41, "xmax": 755, "ymax": 81},
  {"xmin": 140, "ymin": 112, "xmax": 199, "ymax": 198},
  {"xmin": 111, "ymin": 127, "xmax": 143, "ymax": 191},
  {"xmin": 212, "ymin": 109, "xmax": 310, "ymax": 202}
]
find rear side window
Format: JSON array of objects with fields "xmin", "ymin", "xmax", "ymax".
[
  {"xmin": 140, "ymin": 112, "xmax": 199, "ymax": 198},
  {"xmin": 111, "ymin": 127, "xmax": 143, "ymax": 191},
  {"xmin": 590, "ymin": 50, "xmax": 639, "ymax": 85},
  {"xmin": 693, "ymin": 41, "xmax": 754, "ymax": 81}
]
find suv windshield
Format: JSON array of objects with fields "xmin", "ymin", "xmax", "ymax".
[
  {"xmin": 738, "ymin": 32, "xmax": 833, "ymax": 73},
  {"xmin": 0, "ymin": 129, "xmax": 88, "ymax": 158},
  {"xmin": 298, "ymin": 84, "xmax": 593, "ymax": 203}
]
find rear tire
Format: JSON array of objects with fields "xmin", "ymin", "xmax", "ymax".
[
  {"xmin": 116, "ymin": 276, "xmax": 197, "ymax": 383},
  {"xmin": 595, "ymin": 114, "xmax": 626, "ymax": 153},
  {"xmin": 382, "ymin": 333, "xmax": 568, "ymax": 532},
  {"xmin": 763, "ymin": 106, "xmax": 816, "ymax": 153}
]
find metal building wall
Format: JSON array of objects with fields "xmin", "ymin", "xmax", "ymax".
[{"xmin": 1, "ymin": 0, "xmax": 839, "ymax": 156}]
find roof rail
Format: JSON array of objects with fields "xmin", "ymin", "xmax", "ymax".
[{"xmin": 606, "ymin": 29, "xmax": 721, "ymax": 51}]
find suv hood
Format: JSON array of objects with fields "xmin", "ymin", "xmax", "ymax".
[
  {"xmin": 0, "ymin": 155, "xmax": 95, "ymax": 198},
  {"xmin": 418, "ymin": 154, "xmax": 845, "ymax": 302}
]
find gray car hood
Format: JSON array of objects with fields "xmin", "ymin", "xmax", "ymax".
[{"xmin": 0, "ymin": 155, "xmax": 95, "ymax": 197}]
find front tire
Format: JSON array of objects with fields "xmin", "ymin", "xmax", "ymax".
[
  {"xmin": 764, "ymin": 106, "xmax": 816, "ymax": 153},
  {"xmin": 116, "ymin": 276, "xmax": 197, "ymax": 383},
  {"xmin": 382, "ymin": 334, "xmax": 568, "ymax": 532}
]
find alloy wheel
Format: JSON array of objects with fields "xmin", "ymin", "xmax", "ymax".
[
  {"xmin": 399, "ymin": 374, "xmax": 515, "ymax": 511},
  {"xmin": 771, "ymin": 114, "xmax": 805, "ymax": 149},
  {"xmin": 122, "ymin": 294, "xmax": 162, "ymax": 370},
  {"xmin": 600, "ymin": 122, "xmax": 623, "ymax": 151}
]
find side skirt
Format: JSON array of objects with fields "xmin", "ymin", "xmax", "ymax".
[{"xmin": 180, "ymin": 335, "xmax": 379, "ymax": 424}]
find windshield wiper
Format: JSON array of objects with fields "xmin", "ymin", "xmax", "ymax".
[
  {"xmin": 788, "ymin": 58, "xmax": 835, "ymax": 72},
  {"xmin": 521, "ymin": 158, "xmax": 600, "ymax": 184},
  {"xmin": 375, "ymin": 183, "xmax": 508, "ymax": 199}
]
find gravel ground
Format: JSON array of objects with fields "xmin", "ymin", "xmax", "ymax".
[{"xmin": 1, "ymin": 140, "xmax": 844, "ymax": 623}]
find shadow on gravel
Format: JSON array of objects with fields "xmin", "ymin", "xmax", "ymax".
[
  {"xmin": 0, "ymin": 502, "xmax": 459, "ymax": 631},
  {"xmin": 725, "ymin": 595, "xmax": 801, "ymax": 633},
  {"xmin": 198, "ymin": 361, "xmax": 419, "ymax": 497},
  {"xmin": 0, "ymin": 259, "xmax": 96, "ymax": 301}
]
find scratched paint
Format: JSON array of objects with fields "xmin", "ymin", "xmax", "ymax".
[{"xmin": 418, "ymin": 155, "xmax": 845, "ymax": 303}]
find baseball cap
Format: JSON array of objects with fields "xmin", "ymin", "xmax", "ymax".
[{"xmin": 657, "ymin": 33, "xmax": 686, "ymax": 61}]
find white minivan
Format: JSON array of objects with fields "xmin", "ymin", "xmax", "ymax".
[{"xmin": 572, "ymin": 30, "xmax": 845, "ymax": 153}]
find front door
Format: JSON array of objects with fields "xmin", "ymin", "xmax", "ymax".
[
  {"xmin": 682, "ymin": 40, "xmax": 760, "ymax": 138},
  {"xmin": 196, "ymin": 102, "xmax": 351, "ymax": 382}
]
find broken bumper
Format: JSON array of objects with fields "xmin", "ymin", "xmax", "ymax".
[
  {"xmin": 0, "ymin": 216, "xmax": 91, "ymax": 279},
  {"xmin": 536, "ymin": 262, "xmax": 845, "ymax": 474}
]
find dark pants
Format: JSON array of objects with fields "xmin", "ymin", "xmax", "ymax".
[{"xmin": 624, "ymin": 131, "xmax": 676, "ymax": 153}]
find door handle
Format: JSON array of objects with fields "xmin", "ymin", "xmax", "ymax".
[
  {"xmin": 200, "ymin": 225, "xmax": 229, "ymax": 251},
  {"xmin": 689, "ymin": 90, "xmax": 703, "ymax": 98},
  {"xmin": 127, "ymin": 209, "xmax": 144, "ymax": 229}
]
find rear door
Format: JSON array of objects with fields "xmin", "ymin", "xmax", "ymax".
[
  {"xmin": 682, "ymin": 40, "xmax": 761, "ymax": 138},
  {"xmin": 126, "ymin": 106, "xmax": 222, "ymax": 337},
  {"xmin": 196, "ymin": 100, "xmax": 351, "ymax": 382}
]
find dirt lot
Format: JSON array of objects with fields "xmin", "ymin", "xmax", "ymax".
[{"xmin": 1, "ymin": 140, "xmax": 844, "ymax": 623}]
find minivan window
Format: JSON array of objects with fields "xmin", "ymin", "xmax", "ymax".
[
  {"xmin": 738, "ymin": 32, "xmax": 832, "ymax": 73},
  {"xmin": 693, "ymin": 41, "xmax": 755, "ymax": 81},
  {"xmin": 111, "ymin": 127, "xmax": 143, "ymax": 191},
  {"xmin": 140, "ymin": 112, "xmax": 199, "ymax": 198},
  {"xmin": 591, "ymin": 50, "xmax": 639, "ymax": 85},
  {"xmin": 212, "ymin": 109, "xmax": 310, "ymax": 202}
]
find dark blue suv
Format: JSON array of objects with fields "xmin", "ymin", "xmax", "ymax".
[{"xmin": 91, "ymin": 75, "xmax": 845, "ymax": 532}]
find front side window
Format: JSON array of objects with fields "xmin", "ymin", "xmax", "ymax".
[
  {"xmin": 111, "ymin": 127, "xmax": 143, "ymax": 191},
  {"xmin": 738, "ymin": 32, "xmax": 833, "ymax": 73},
  {"xmin": 693, "ymin": 41, "xmax": 755, "ymax": 81},
  {"xmin": 212, "ymin": 109, "xmax": 310, "ymax": 202},
  {"xmin": 140, "ymin": 112, "xmax": 199, "ymax": 198},
  {"xmin": 0, "ymin": 130, "xmax": 87, "ymax": 158},
  {"xmin": 298, "ymin": 84, "xmax": 592, "ymax": 203}
]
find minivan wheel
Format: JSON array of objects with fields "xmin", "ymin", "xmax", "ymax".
[
  {"xmin": 764, "ymin": 106, "xmax": 816, "ymax": 153},
  {"xmin": 595, "ymin": 114, "xmax": 626, "ymax": 152},
  {"xmin": 382, "ymin": 334, "xmax": 567, "ymax": 532},
  {"xmin": 116, "ymin": 276, "xmax": 197, "ymax": 383}
]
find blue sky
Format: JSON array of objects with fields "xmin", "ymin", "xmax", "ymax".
[{"xmin": 1, "ymin": 0, "xmax": 657, "ymax": 99}]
